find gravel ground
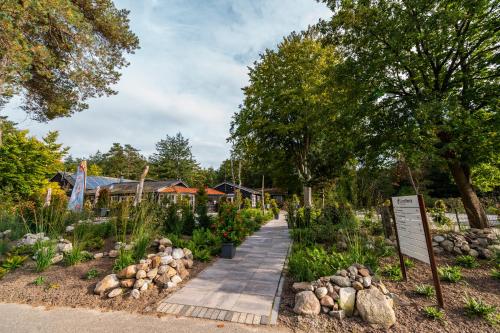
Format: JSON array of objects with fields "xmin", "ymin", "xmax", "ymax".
[
  {"xmin": 278, "ymin": 254, "xmax": 499, "ymax": 333},
  {"xmin": 0, "ymin": 255, "xmax": 211, "ymax": 315}
]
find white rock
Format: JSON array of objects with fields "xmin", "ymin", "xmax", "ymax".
[
  {"xmin": 108, "ymin": 288, "xmax": 123, "ymax": 298},
  {"xmin": 338, "ymin": 287, "xmax": 356, "ymax": 316},
  {"xmin": 172, "ymin": 248, "xmax": 184, "ymax": 260},
  {"xmin": 329, "ymin": 309, "xmax": 345, "ymax": 320},
  {"xmin": 94, "ymin": 253, "xmax": 104, "ymax": 259},
  {"xmin": 433, "ymin": 235, "xmax": 445, "ymax": 243},
  {"xmin": 159, "ymin": 238, "xmax": 172, "ymax": 247},
  {"xmin": 57, "ymin": 242, "xmax": 73, "ymax": 254},
  {"xmin": 140, "ymin": 282, "xmax": 148, "ymax": 292},
  {"xmin": 134, "ymin": 279, "xmax": 146, "ymax": 289},
  {"xmin": 166, "ymin": 281, "xmax": 177, "ymax": 289},
  {"xmin": 171, "ymin": 275, "xmax": 182, "ymax": 284},
  {"xmin": 362, "ymin": 276, "xmax": 372, "ymax": 288},
  {"xmin": 160, "ymin": 255, "xmax": 173, "ymax": 265},
  {"xmin": 131, "ymin": 289, "xmax": 140, "ymax": 299},
  {"xmin": 183, "ymin": 248, "xmax": 193, "ymax": 260},
  {"xmin": 108, "ymin": 250, "xmax": 119, "ymax": 258},
  {"xmin": 65, "ymin": 225, "xmax": 74, "ymax": 233},
  {"xmin": 51, "ymin": 253, "xmax": 64, "ymax": 264},
  {"xmin": 331, "ymin": 275, "xmax": 351, "ymax": 287},
  {"xmin": 315, "ymin": 287, "xmax": 328, "ymax": 299}
]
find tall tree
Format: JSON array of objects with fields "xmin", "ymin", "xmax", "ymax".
[
  {"xmin": 0, "ymin": 0, "xmax": 139, "ymax": 120},
  {"xmin": 101, "ymin": 143, "xmax": 146, "ymax": 179},
  {"xmin": 231, "ymin": 31, "xmax": 348, "ymax": 205},
  {"xmin": 150, "ymin": 132, "xmax": 198, "ymax": 183},
  {"xmin": 321, "ymin": 0, "xmax": 499, "ymax": 228},
  {"xmin": 0, "ymin": 119, "xmax": 67, "ymax": 197}
]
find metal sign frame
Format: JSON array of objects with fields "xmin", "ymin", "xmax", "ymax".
[{"xmin": 391, "ymin": 194, "xmax": 444, "ymax": 308}]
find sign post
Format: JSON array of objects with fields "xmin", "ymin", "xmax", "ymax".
[{"xmin": 391, "ymin": 194, "xmax": 444, "ymax": 308}]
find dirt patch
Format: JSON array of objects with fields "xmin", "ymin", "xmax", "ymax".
[
  {"xmin": 278, "ymin": 254, "xmax": 499, "ymax": 332},
  {"xmin": 0, "ymin": 256, "xmax": 211, "ymax": 315}
]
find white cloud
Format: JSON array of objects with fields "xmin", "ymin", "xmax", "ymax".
[{"xmin": 1, "ymin": 0, "xmax": 331, "ymax": 168}]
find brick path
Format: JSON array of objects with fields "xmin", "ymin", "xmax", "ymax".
[{"xmin": 157, "ymin": 214, "xmax": 290, "ymax": 325}]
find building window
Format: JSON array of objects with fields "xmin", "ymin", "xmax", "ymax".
[{"xmin": 251, "ymin": 194, "xmax": 256, "ymax": 208}]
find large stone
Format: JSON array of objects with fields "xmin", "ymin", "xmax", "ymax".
[
  {"xmin": 151, "ymin": 256, "xmax": 162, "ymax": 269},
  {"xmin": 147, "ymin": 268, "xmax": 158, "ymax": 280},
  {"xmin": 154, "ymin": 274, "xmax": 170, "ymax": 288},
  {"xmin": 94, "ymin": 274, "xmax": 120, "ymax": 295},
  {"xmin": 433, "ymin": 235, "xmax": 445, "ymax": 243},
  {"xmin": 117, "ymin": 265, "xmax": 137, "ymax": 279},
  {"xmin": 352, "ymin": 281, "xmax": 363, "ymax": 291},
  {"xmin": 165, "ymin": 266, "xmax": 177, "ymax": 279},
  {"xmin": 182, "ymin": 258, "xmax": 194, "ymax": 269},
  {"xmin": 331, "ymin": 275, "xmax": 351, "ymax": 287},
  {"xmin": 159, "ymin": 238, "xmax": 172, "ymax": 247},
  {"xmin": 362, "ymin": 276, "xmax": 372, "ymax": 288},
  {"xmin": 292, "ymin": 282, "xmax": 314, "ymax": 292},
  {"xmin": 140, "ymin": 282, "xmax": 149, "ymax": 292},
  {"xmin": 315, "ymin": 287, "xmax": 328, "ymax": 299},
  {"xmin": 94, "ymin": 253, "xmax": 104, "ymax": 259},
  {"xmin": 356, "ymin": 287, "xmax": 396, "ymax": 329},
  {"xmin": 136, "ymin": 270, "xmax": 147, "ymax": 280},
  {"xmin": 166, "ymin": 281, "xmax": 177, "ymax": 289},
  {"xmin": 183, "ymin": 248, "xmax": 193, "ymax": 260},
  {"xmin": 176, "ymin": 261, "xmax": 190, "ymax": 280},
  {"xmin": 171, "ymin": 275, "xmax": 182, "ymax": 284},
  {"xmin": 136, "ymin": 263, "xmax": 149, "ymax": 272},
  {"xmin": 108, "ymin": 250, "xmax": 119, "ymax": 258},
  {"xmin": 347, "ymin": 266, "xmax": 358, "ymax": 277},
  {"xmin": 51, "ymin": 253, "xmax": 64, "ymax": 264},
  {"xmin": 120, "ymin": 279, "xmax": 135, "ymax": 288},
  {"xmin": 293, "ymin": 291, "xmax": 321, "ymax": 316},
  {"xmin": 56, "ymin": 241, "xmax": 73, "ymax": 254},
  {"xmin": 172, "ymin": 248, "xmax": 184, "ymax": 260},
  {"xmin": 338, "ymin": 287, "xmax": 356, "ymax": 316},
  {"xmin": 157, "ymin": 265, "xmax": 169, "ymax": 275},
  {"xmin": 107, "ymin": 288, "xmax": 123, "ymax": 298},
  {"xmin": 134, "ymin": 279, "xmax": 146, "ymax": 289},
  {"xmin": 440, "ymin": 240, "xmax": 454, "ymax": 252},
  {"xmin": 469, "ymin": 249, "xmax": 479, "ymax": 257},
  {"xmin": 358, "ymin": 268, "xmax": 370, "ymax": 277},
  {"xmin": 320, "ymin": 295, "xmax": 335, "ymax": 307}
]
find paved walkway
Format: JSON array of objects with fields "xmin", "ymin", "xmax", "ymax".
[
  {"xmin": 0, "ymin": 303, "xmax": 291, "ymax": 333},
  {"xmin": 158, "ymin": 214, "xmax": 290, "ymax": 325}
]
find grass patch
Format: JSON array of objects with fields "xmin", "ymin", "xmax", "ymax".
[
  {"xmin": 464, "ymin": 295, "xmax": 497, "ymax": 318},
  {"xmin": 491, "ymin": 268, "xmax": 500, "ymax": 280},
  {"xmin": 33, "ymin": 276, "xmax": 46, "ymax": 286},
  {"xmin": 455, "ymin": 255, "xmax": 479, "ymax": 268},
  {"xmin": 438, "ymin": 265, "xmax": 462, "ymax": 283},
  {"xmin": 64, "ymin": 247, "xmax": 85, "ymax": 266},
  {"xmin": 1, "ymin": 255, "xmax": 27, "ymax": 270},
  {"xmin": 34, "ymin": 241, "xmax": 56, "ymax": 272},
  {"xmin": 86, "ymin": 268, "xmax": 100, "ymax": 280},
  {"xmin": 423, "ymin": 306, "xmax": 445, "ymax": 320},
  {"xmin": 113, "ymin": 249, "xmax": 134, "ymax": 272},
  {"xmin": 404, "ymin": 258, "xmax": 415, "ymax": 269},
  {"xmin": 415, "ymin": 284, "xmax": 435, "ymax": 298}
]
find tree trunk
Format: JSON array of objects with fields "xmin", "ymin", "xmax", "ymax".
[
  {"xmin": 379, "ymin": 206, "xmax": 394, "ymax": 239},
  {"xmin": 303, "ymin": 186, "xmax": 312, "ymax": 207},
  {"xmin": 448, "ymin": 160, "xmax": 489, "ymax": 229}
]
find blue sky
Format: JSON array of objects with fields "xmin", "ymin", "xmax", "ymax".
[{"xmin": 3, "ymin": 0, "xmax": 331, "ymax": 168}]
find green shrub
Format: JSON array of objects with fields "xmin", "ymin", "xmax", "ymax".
[
  {"xmin": 113, "ymin": 249, "xmax": 134, "ymax": 272},
  {"xmin": 33, "ymin": 276, "xmax": 46, "ymax": 286},
  {"xmin": 455, "ymin": 255, "xmax": 479, "ymax": 268},
  {"xmin": 288, "ymin": 245, "xmax": 344, "ymax": 281},
  {"xmin": 64, "ymin": 247, "xmax": 85, "ymax": 266},
  {"xmin": 0, "ymin": 240, "xmax": 9, "ymax": 256},
  {"xmin": 34, "ymin": 242, "xmax": 56, "ymax": 272},
  {"xmin": 415, "ymin": 284, "xmax": 435, "ymax": 298},
  {"xmin": 181, "ymin": 203, "xmax": 196, "ymax": 236},
  {"xmin": 1, "ymin": 255, "xmax": 27, "ymax": 270},
  {"xmin": 464, "ymin": 295, "xmax": 496, "ymax": 318},
  {"xmin": 404, "ymin": 258, "xmax": 415, "ymax": 269},
  {"xmin": 423, "ymin": 306, "xmax": 445, "ymax": 320},
  {"xmin": 0, "ymin": 267, "xmax": 6, "ymax": 279},
  {"xmin": 82, "ymin": 237, "xmax": 105, "ymax": 251},
  {"xmin": 438, "ymin": 265, "xmax": 462, "ymax": 283},
  {"xmin": 382, "ymin": 264, "xmax": 403, "ymax": 281},
  {"xmin": 86, "ymin": 268, "xmax": 100, "ymax": 280},
  {"xmin": 132, "ymin": 231, "xmax": 151, "ymax": 261},
  {"xmin": 9, "ymin": 244, "xmax": 34, "ymax": 257},
  {"xmin": 192, "ymin": 247, "xmax": 211, "ymax": 262}
]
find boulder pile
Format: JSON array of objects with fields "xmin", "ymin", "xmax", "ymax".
[
  {"xmin": 432, "ymin": 228, "xmax": 499, "ymax": 259},
  {"xmin": 292, "ymin": 264, "xmax": 396, "ymax": 329},
  {"xmin": 94, "ymin": 244, "xmax": 194, "ymax": 300}
]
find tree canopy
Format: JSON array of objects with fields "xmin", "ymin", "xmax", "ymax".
[{"xmin": 0, "ymin": 0, "xmax": 139, "ymax": 120}]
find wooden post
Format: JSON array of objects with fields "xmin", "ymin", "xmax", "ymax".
[
  {"xmin": 390, "ymin": 202, "xmax": 407, "ymax": 282},
  {"xmin": 134, "ymin": 165, "xmax": 149, "ymax": 207},
  {"xmin": 418, "ymin": 195, "xmax": 444, "ymax": 308},
  {"xmin": 261, "ymin": 175, "xmax": 265, "ymax": 213}
]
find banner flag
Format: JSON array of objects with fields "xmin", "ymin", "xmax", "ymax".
[{"xmin": 68, "ymin": 161, "xmax": 87, "ymax": 211}]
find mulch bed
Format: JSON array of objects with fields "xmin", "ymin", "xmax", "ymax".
[
  {"xmin": 278, "ymin": 254, "xmax": 500, "ymax": 333},
  {"xmin": 0, "ymin": 255, "xmax": 211, "ymax": 315}
]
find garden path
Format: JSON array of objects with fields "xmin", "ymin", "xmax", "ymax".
[{"xmin": 157, "ymin": 213, "xmax": 291, "ymax": 325}]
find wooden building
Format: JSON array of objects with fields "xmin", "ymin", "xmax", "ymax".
[{"xmin": 213, "ymin": 182, "xmax": 262, "ymax": 208}]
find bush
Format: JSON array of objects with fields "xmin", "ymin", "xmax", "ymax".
[
  {"xmin": 0, "ymin": 267, "xmax": 6, "ymax": 279},
  {"xmin": 492, "ymin": 268, "xmax": 500, "ymax": 280},
  {"xmin": 34, "ymin": 241, "xmax": 56, "ymax": 272},
  {"xmin": 113, "ymin": 249, "xmax": 134, "ymax": 272},
  {"xmin": 415, "ymin": 284, "xmax": 435, "ymax": 298},
  {"xmin": 132, "ymin": 231, "xmax": 151, "ymax": 261},
  {"xmin": 404, "ymin": 258, "xmax": 415, "ymax": 269},
  {"xmin": 423, "ymin": 306, "xmax": 445, "ymax": 320},
  {"xmin": 8, "ymin": 244, "xmax": 34, "ymax": 257},
  {"xmin": 429, "ymin": 200, "xmax": 452, "ymax": 227},
  {"xmin": 288, "ymin": 245, "xmax": 343, "ymax": 282},
  {"xmin": 64, "ymin": 247, "xmax": 85, "ymax": 266},
  {"xmin": 464, "ymin": 295, "xmax": 496, "ymax": 318},
  {"xmin": 0, "ymin": 240, "xmax": 10, "ymax": 257},
  {"xmin": 438, "ymin": 265, "xmax": 462, "ymax": 283},
  {"xmin": 455, "ymin": 255, "xmax": 479, "ymax": 268}
]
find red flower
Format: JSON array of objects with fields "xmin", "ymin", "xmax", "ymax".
[{"xmin": 223, "ymin": 232, "xmax": 228, "ymax": 238}]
